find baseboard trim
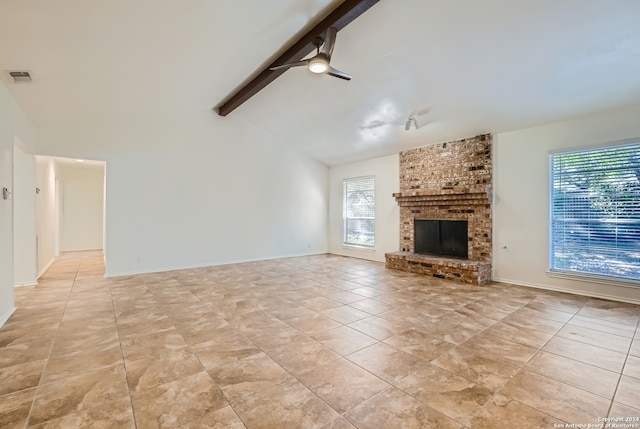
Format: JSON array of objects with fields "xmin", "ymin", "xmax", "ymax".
[
  {"xmin": 492, "ymin": 277, "xmax": 640, "ymax": 305},
  {"xmin": 14, "ymin": 281, "xmax": 38, "ymax": 287},
  {"xmin": 104, "ymin": 251, "xmax": 329, "ymax": 278},
  {"xmin": 0, "ymin": 306, "xmax": 16, "ymax": 328}
]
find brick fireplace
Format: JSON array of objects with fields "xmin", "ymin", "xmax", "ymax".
[{"xmin": 385, "ymin": 134, "xmax": 492, "ymax": 285}]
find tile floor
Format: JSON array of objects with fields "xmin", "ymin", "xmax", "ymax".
[{"xmin": 1, "ymin": 250, "xmax": 639, "ymax": 428}]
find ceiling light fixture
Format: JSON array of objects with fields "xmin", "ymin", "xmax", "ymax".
[{"xmin": 308, "ymin": 57, "xmax": 329, "ymax": 74}]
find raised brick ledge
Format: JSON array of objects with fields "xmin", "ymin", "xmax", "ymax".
[
  {"xmin": 392, "ymin": 190, "xmax": 491, "ymax": 207},
  {"xmin": 385, "ymin": 251, "xmax": 492, "ymax": 286}
]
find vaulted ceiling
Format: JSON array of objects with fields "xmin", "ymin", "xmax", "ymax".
[{"xmin": 1, "ymin": 0, "xmax": 639, "ymax": 165}]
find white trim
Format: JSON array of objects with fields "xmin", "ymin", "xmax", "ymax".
[
  {"xmin": 342, "ymin": 244, "xmax": 376, "ymax": 253},
  {"xmin": 0, "ymin": 306, "xmax": 16, "ymax": 327},
  {"xmin": 492, "ymin": 276, "xmax": 640, "ymax": 305},
  {"xmin": 547, "ymin": 270, "xmax": 640, "ymax": 289},
  {"xmin": 548, "ymin": 136, "xmax": 640, "ymax": 155},
  {"xmin": 14, "ymin": 281, "xmax": 38, "ymax": 287}
]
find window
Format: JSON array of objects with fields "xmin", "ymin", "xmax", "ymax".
[
  {"xmin": 344, "ymin": 176, "xmax": 375, "ymax": 247},
  {"xmin": 550, "ymin": 142, "xmax": 640, "ymax": 282}
]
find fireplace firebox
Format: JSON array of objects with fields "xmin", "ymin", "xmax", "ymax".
[{"xmin": 414, "ymin": 219, "xmax": 468, "ymax": 258}]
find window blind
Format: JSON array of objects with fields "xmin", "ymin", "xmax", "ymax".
[
  {"xmin": 550, "ymin": 142, "xmax": 640, "ymax": 281},
  {"xmin": 344, "ymin": 176, "xmax": 375, "ymax": 247}
]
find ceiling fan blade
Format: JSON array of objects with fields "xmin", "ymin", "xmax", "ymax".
[
  {"xmin": 405, "ymin": 119, "xmax": 412, "ymax": 131},
  {"xmin": 326, "ymin": 66, "xmax": 352, "ymax": 81},
  {"xmin": 320, "ymin": 27, "xmax": 337, "ymax": 60},
  {"xmin": 269, "ymin": 60, "xmax": 309, "ymax": 71}
]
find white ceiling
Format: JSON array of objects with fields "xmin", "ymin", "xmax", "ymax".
[{"xmin": 1, "ymin": 0, "xmax": 640, "ymax": 166}]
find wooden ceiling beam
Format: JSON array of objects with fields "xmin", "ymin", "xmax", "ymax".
[{"xmin": 216, "ymin": 0, "xmax": 380, "ymax": 116}]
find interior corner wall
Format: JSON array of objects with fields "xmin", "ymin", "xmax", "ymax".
[
  {"xmin": 13, "ymin": 144, "xmax": 37, "ymax": 286},
  {"xmin": 493, "ymin": 102, "xmax": 640, "ymax": 304},
  {"xmin": 328, "ymin": 154, "xmax": 399, "ymax": 262},
  {"xmin": 35, "ymin": 156, "xmax": 57, "ymax": 275},
  {"xmin": 0, "ymin": 82, "xmax": 37, "ymax": 326},
  {"xmin": 37, "ymin": 111, "xmax": 329, "ymax": 277}
]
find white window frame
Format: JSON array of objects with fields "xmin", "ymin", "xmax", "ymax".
[
  {"xmin": 343, "ymin": 176, "xmax": 375, "ymax": 248},
  {"xmin": 549, "ymin": 140, "xmax": 640, "ymax": 285}
]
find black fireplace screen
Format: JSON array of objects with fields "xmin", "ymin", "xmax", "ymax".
[{"xmin": 414, "ymin": 219, "xmax": 468, "ymax": 258}]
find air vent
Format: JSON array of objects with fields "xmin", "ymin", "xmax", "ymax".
[{"xmin": 5, "ymin": 70, "xmax": 32, "ymax": 83}]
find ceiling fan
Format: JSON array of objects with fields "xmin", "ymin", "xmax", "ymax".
[
  {"xmin": 405, "ymin": 107, "xmax": 431, "ymax": 130},
  {"xmin": 270, "ymin": 27, "xmax": 352, "ymax": 81}
]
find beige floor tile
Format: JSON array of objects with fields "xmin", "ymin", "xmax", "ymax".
[
  {"xmin": 396, "ymin": 364, "xmax": 493, "ymax": 424},
  {"xmin": 615, "ymin": 375, "xmax": 640, "ymax": 409},
  {"xmin": 300, "ymin": 296, "xmax": 343, "ymax": 312},
  {"xmin": 459, "ymin": 299, "xmax": 519, "ymax": 321},
  {"xmin": 4, "ymin": 251, "xmax": 640, "ymax": 429},
  {"xmin": 608, "ymin": 401, "xmax": 640, "ymax": 419},
  {"xmin": 568, "ymin": 314, "xmax": 637, "ymax": 338},
  {"xmin": 344, "ymin": 387, "xmax": 460, "ymax": 429},
  {"xmin": 131, "ymin": 371, "xmax": 227, "ymax": 429},
  {"xmin": 525, "ymin": 351, "xmax": 620, "ymax": 398},
  {"xmin": 556, "ymin": 324, "xmax": 632, "ymax": 352},
  {"xmin": 500, "ymin": 369, "xmax": 611, "ymax": 423},
  {"xmin": 0, "ymin": 359, "xmax": 46, "ymax": 396},
  {"xmin": 175, "ymin": 406, "xmax": 245, "ymax": 429},
  {"xmin": 482, "ymin": 320, "xmax": 554, "ymax": 349},
  {"xmin": 126, "ymin": 347, "xmax": 204, "ymax": 392},
  {"xmin": 542, "ymin": 336, "xmax": 628, "ymax": 372},
  {"xmin": 41, "ymin": 342, "xmax": 123, "ymax": 384},
  {"xmin": 460, "ymin": 332, "xmax": 538, "ymax": 367},
  {"xmin": 208, "ymin": 352, "xmax": 293, "ymax": 406},
  {"xmin": 50, "ymin": 327, "xmax": 119, "ymax": 356},
  {"xmin": 384, "ymin": 328, "xmax": 456, "ymax": 361},
  {"xmin": 578, "ymin": 300, "xmax": 640, "ymax": 326},
  {"xmin": 623, "ymin": 354, "xmax": 640, "ymax": 379},
  {"xmin": 120, "ymin": 329, "xmax": 188, "ymax": 361},
  {"xmin": 320, "ymin": 305, "xmax": 370, "ymax": 324},
  {"xmin": 432, "ymin": 345, "xmax": 520, "ymax": 391},
  {"xmin": 298, "ymin": 357, "xmax": 389, "ymax": 413},
  {"xmin": 311, "ymin": 326, "xmax": 378, "ymax": 355},
  {"xmin": 347, "ymin": 342, "xmax": 428, "ymax": 384},
  {"xmin": 231, "ymin": 378, "xmax": 339, "ymax": 429},
  {"xmin": 0, "ymin": 339, "xmax": 51, "ymax": 369},
  {"xmin": 320, "ymin": 417, "xmax": 358, "ymax": 429},
  {"xmin": 29, "ymin": 364, "xmax": 129, "ymax": 426},
  {"xmin": 0, "ymin": 388, "xmax": 36, "ymax": 429},
  {"xmin": 500, "ymin": 311, "xmax": 565, "ymax": 335},
  {"xmin": 28, "ymin": 396, "xmax": 135, "ymax": 429},
  {"xmin": 347, "ymin": 298, "xmax": 393, "ymax": 315},
  {"xmin": 284, "ymin": 311, "xmax": 343, "ymax": 336},
  {"xmin": 467, "ymin": 393, "xmax": 565, "ymax": 428},
  {"xmin": 347, "ymin": 316, "xmax": 395, "ymax": 341},
  {"xmin": 268, "ymin": 336, "xmax": 341, "ymax": 377},
  {"xmin": 192, "ymin": 332, "xmax": 261, "ymax": 370}
]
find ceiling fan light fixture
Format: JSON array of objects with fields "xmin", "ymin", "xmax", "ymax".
[{"xmin": 308, "ymin": 57, "xmax": 329, "ymax": 74}]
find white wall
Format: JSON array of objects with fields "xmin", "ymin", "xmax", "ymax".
[
  {"xmin": 35, "ymin": 156, "xmax": 57, "ymax": 275},
  {"xmin": 13, "ymin": 143, "xmax": 37, "ymax": 286},
  {"xmin": 0, "ymin": 82, "xmax": 36, "ymax": 326},
  {"xmin": 329, "ymin": 154, "xmax": 399, "ymax": 262},
  {"xmin": 36, "ymin": 111, "xmax": 329, "ymax": 276},
  {"xmin": 494, "ymin": 102, "xmax": 640, "ymax": 304},
  {"xmin": 58, "ymin": 162, "xmax": 104, "ymax": 251}
]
